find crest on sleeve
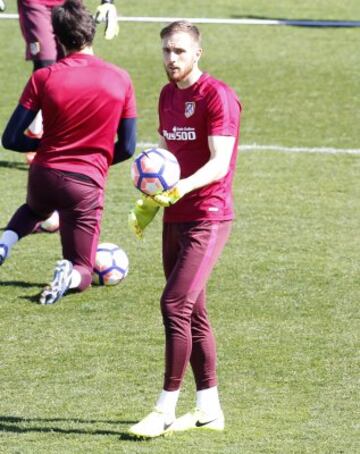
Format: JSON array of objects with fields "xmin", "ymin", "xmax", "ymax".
[
  {"xmin": 184, "ymin": 102, "xmax": 195, "ymax": 118},
  {"xmin": 29, "ymin": 42, "xmax": 41, "ymax": 56}
]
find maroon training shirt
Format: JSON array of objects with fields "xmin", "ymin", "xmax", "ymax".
[
  {"xmin": 20, "ymin": 52, "xmax": 137, "ymax": 188},
  {"xmin": 158, "ymin": 73, "xmax": 241, "ymax": 222}
]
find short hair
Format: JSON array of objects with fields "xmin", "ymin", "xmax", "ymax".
[
  {"xmin": 52, "ymin": 0, "xmax": 96, "ymax": 51},
  {"xmin": 160, "ymin": 21, "xmax": 201, "ymax": 44}
]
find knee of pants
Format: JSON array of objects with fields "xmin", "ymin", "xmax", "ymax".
[
  {"xmin": 74, "ymin": 265, "xmax": 93, "ymax": 292},
  {"xmin": 25, "ymin": 203, "xmax": 52, "ymax": 222},
  {"xmin": 160, "ymin": 291, "xmax": 195, "ymax": 321}
]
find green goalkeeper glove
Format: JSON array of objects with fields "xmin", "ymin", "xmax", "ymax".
[
  {"xmin": 128, "ymin": 195, "xmax": 160, "ymax": 239},
  {"xmin": 94, "ymin": 0, "xmax": 119, "ymax": 40},
  {"xmin": 152, "ymin": 187, "xmax": 182, "ymax": 207},
  {"xmin": 152, "ymin": 180, "xmax": 189, "ymax": 207}
]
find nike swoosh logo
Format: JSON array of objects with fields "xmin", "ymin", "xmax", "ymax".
[
  {"xmin": 195, "ymin": 419, "xmax": 217, "ymax": 428},
  {"xmin": 164, "ymin": 422, "xmax": 173, "ymax": 431}
]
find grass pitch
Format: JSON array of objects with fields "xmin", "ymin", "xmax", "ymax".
[{"xmin": 0, "ymin": 1, "xmax": 359, "ymax": 453}]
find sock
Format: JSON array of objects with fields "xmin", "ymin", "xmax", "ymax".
[
  {"xmin": 155, "ymin": 389, "xmax": 180, "ymax": 422},
  {"xmin": 196, "ymin": 386, "xmax": 222, "ymax": 417},
  {"xmin": 0, "ymin": 230, "xmax": 19, "ymax": 257},
  {"xmin": 69, "ymin": 268, "xmax": 81, "ymax": 289}
]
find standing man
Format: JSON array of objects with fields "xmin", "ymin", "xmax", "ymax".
[
  {"xmin": 128, "ymin": 21, "xmax": 241, "ymax": 438},
  {"xmin": 0, "ymin": 0, "xmax": 136, "ymax": 304},
  {"xmin": 18, "ymin": 0, "xmax": 119, "ymax": 74}
]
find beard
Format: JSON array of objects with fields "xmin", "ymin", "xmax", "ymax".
[{"xmin": 164, "ymin": 61, "xmax": 194, "ymax": 83}]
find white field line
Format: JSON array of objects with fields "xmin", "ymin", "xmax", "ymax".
[
  {"xmin": 0, "ymin": 14, "xmax": 360, "ymax": 27},
  {"xmin": 0, "ymin": 139, "xmax": 358, "ymax": 156},
  {"xmin": 240, "ymin": 144, "xmax": 360, "ymax": 155},
  {"xmin": 138, "ymin": 142, "xmax": 360, "ymax": 155},
  {"xmin": 1, "ymin": 14, "xmax": 358, "ymax": 156}
]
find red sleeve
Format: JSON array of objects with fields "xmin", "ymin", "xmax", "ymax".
[
  {"xmin": 19, "ymin": 68, "xmax": 49, "ymax": 112},
  {"xmin": 207, "ymin": 85, "xmax": 241, "ymax": 137},
  {"xmin": 122, "ymin": 79, "xmax": 137, "ymax": 118}
]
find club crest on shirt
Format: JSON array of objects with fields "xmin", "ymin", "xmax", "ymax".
[{"xmin": 185, "ymin": 102, "xmax": 195, "ymax": 118}]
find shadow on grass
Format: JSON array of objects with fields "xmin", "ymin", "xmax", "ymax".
[
  {"xmin": 18, "ymin": 288, "xmax": 80, "ymax": 304},
  {"xmin": 19, "ymin": 294, "xmax": 43, "ymax": 303},
  {"xmin": 0, "ymin": 415, "xmax": 140, "ymax": 439},
  {"xmin": 0, "ymin": 283, "xmax": 80, "ymax": 304},
  {"xmin": 0, "ymin": 281, "xmax": 44, "ymax": 289},
  {"xmin": 0, "ymin": 160, "xmax": 28, "ymax": 171},
  {"xmin": 0, "ymin": 283, "xmax": 44, "ymax": 304}
]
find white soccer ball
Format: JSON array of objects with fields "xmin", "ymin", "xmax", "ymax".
[
  {"xmin": 92, "ymin": 242, "xmax": 129, "ymax": 286},
  {"xmin": 40, "ymin": 211, "xmax": 60, "ymax": 233},
  {"xmin": 131, "ymin": 147, "xmax": 180, "ymax": 195}
]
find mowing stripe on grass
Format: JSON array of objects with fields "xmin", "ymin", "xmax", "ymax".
[
  {"xmin": 1, "ymin": 138, "xmax": 358, "ymax": 156},
  {"xmin": 1, "ymin": 14, "xmax": 359, "ymax": 27},
  {"xmin": 137, "ymin": 142, "xmax": 360, "ymax": 155}
]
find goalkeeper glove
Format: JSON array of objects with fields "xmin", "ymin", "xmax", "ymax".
[
  {"xmin": 128, "ymin": 195, "xmax": 160, "ymax": 240},
  {"xmin": 94, "ymin": 0, "xmax": 119, "ymax": 40},
  {"xmin": 152, "ymin": 180, "xmax": 189, "ymax": 207},
  {"xmin": 0, "ymin": 0, "xmax": 6, "ymax": 12}
]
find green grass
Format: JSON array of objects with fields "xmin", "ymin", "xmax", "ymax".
[{"xmin": 0, "ymin": 1, "xmax": 359, "ymax": 453}]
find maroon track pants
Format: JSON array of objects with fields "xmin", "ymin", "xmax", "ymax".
[
  {"xmin": 7, "ymin": 165, "xmax": 104, "ymax": 290},
  {"xmin": 18, "ymin": 0, "xmax": 64, "ymax": 62},
  {"xmin": 161, "ymin": 220, "xmax": 232, "ymax": 391}
]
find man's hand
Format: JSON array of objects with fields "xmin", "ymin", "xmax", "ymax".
[
  {"xmin": 128, "ymin": 195, "xmax": 160, "ymax": 239},
  {"xmin": 152, "ymin": 180, "xmax": 189, "ymax": 207},
  {"xmin": 94, "ymin": 0, "xmax": 119, "ymax": 40},
  {"xmin": 0, "ymin": 0, "xmax": 6, "ymax": 12}
]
